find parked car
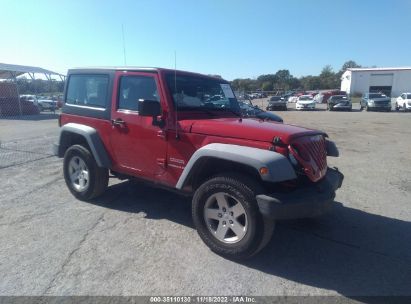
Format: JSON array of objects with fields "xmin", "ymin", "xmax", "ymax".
[
  {"xmin": 327, "ymin": 95, "xmax": 352, "ymax": 111},
  {"xmin": 281, "ymin": 90, "xmax": 295, "ymax": 101},
  {"xmin": 266, "ymin": 96, "xmax": 287, "ymax": 111},
  {"xmin": 1, "ymin": 86, "xmax": 39, "ymax": 116},
  {"xmin": 296, "ymin": 95, "xmax": 316, "ymax": 110},
  {"xmin": 239, "ymin": 101, "xmax": 283, "ymax": 122},
  {"xmin": 56, "ymin": 94, "xmax": 65, "ymax": 108},
  {"xmin": 321, "ymin": 90, "xmax": 347, "ymax": 104},
  {"xmin": 314, "ymin": 93, "xmax": 324, "ymax": 104},
  {"xmin": 54, "ymin": 67, "xmax": 343, "ymax": 259},
  {"xmin": 37, "ymin": 96, "xmax": 57, "ymax": 111},
  {"xmin": 395, "ymin": 93, "xmax": 411, "ymax": 111},
  {"xmin": 19, "ymin": 94, "xmax": 38, "ymax": 106},
  {"xmin": 360, "ymin": 93, "xmax": 391, "ymax": 112},
  {"xmin": 288, "ymin": 96, "xmax": 298, "ymax": 103}
]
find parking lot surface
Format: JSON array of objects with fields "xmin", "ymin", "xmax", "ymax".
[{"xmin": 0, "ymin": 106, "xmax": 410, "ymax": 298}]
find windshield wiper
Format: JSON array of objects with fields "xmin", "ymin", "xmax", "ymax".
[{"xmin": 217, "ymin": 107, "xmax": 242, "ymax": 117}]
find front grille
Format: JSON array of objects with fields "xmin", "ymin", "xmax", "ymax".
[
  {"xmin": 289, "ymin": 135, "xmax": 327, "ymax": 182},
  {"xmin": 374, "ymin": 101, "xmax": 390, "ymax": 106}
]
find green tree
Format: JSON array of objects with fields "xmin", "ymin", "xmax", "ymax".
[
  {"xmin": 300, "ymin": 75, "xmax": 321, "ymax": 90},
  {"xmin": 231, "ymin": 78, "xmax": 258, "ymax": 92},
  {"xmin": 261, "ymin": 81, "xmax": 273, "ymax": 91},
  {"xmin": 274, "ymin": 69, "xmax": 294, "ymax": 90},
  {"xmin": 341, "ymin": 60, "xmax": 361, "ymax": 72},
  {"xmin": 318, "ymin": 65, "xmax": 339, "ymax": 89},
  {"xmin": 256, "ymin": 74, "xmax": 277, "ymax": 87}
]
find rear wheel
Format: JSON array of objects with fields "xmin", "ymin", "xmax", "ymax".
[
  {"xmin": 395, "ymin": 102, "xmax": 400, "ymax": 111},
  {"xmin": 192, "ymin": 173, "xmax": 275, "ymax": 260},
  {"xmin": 63, "ymin": 144, "xmax": 108, "ymax": 201}
]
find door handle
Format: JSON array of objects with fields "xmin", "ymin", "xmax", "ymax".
[{"xmin": 111, "ymin": 118, "xmax": 126, "ymax": 127}]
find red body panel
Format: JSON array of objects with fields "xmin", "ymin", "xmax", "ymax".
[{"xmin": 61, "ymin": 68, "xmax": 329, "ymax": 187}]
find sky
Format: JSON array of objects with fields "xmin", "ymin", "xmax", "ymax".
[{"xmin": 1, "ymin": 0, "xmax": 411, "ymax": 80}]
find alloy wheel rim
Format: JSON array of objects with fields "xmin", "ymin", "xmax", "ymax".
[
  {"xmin": 203, "ymin": 192, "xmax": 248, "ymax": 244},
  {"xmin": 68, "ymin": 156, "xmax": 89, "ymax": 192}
]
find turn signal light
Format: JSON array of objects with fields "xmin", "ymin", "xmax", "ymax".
[{"xmin": 259, "ymin": 167, "xmax": 269, "ymax": 175}]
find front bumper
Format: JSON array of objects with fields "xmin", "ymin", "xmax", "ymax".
[
  {"xmin": 256, "ymin": 168, "xmax": 344, "ymax": 220},
  {"xmin": 368, "ymin": 103, "xmax": 391, "ymax": 110},
  {"xmin": 267, "ymin": 104, "xmax": 287, "ymax": 110},
  {"xmin": 296, "ymin": 103, "xmax": 315, "ymax": 110}
]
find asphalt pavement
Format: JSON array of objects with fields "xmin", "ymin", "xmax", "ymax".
[{"xmin": 0, "ymin": 106, "xmax": 410, "ymax": 299}]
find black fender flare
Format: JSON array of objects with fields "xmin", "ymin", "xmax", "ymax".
[
  {"xmin": 175, "ymin": 143, "xmax": 296, "ymax": 189},
  {"xmin": 54, "ymin": 123, "xmax": 111, "ymax": 168}
]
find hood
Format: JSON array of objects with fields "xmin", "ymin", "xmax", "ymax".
[
  {"xmin": 269, "ymin": 100, "xmax": 286, "ymax": 104},
  {"xmin": 179, "ymin": 118, "xmax": 324, "ymax": 144},
  {"xmin": 330, "ymin": 99, "xmax": 350, "ymax": 104},
  {"xmin": 297, "ymin": 100, "xmax": 315, "ymax": 104}
]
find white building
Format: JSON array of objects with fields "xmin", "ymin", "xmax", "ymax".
[{"xmin": 341, "ymin": 67, "xmax": 411, "ymax": 97}]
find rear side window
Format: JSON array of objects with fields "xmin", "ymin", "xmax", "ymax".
[{"xmin": 66, "ymin": 74, "xmax": 109, "ymax": 108}]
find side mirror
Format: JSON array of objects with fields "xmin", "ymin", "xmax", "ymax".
[
  {"xmin": 138, "ymin": 99, "xmax": 164, "ymax": 127},
  {"xmin": 138, "ymin": 99, "xmax": 161, "ymax": 117}
]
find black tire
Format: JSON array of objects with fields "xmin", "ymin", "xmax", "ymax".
[
  {"xmin": 192, "ymin": 173, "xmax": 275, "ymax": 260},
  {"xmin": 63, "ymin": 144, "xmax": 108, "ymax": 201},
  {"xmin": 366, "ymin": 104, "xmax": 369, "ymax": 112},
  {"xmin": 395, "ymin": 103, "xmax": 399, "ymax": 111},
  {"xmin": 404, "ymin": 103, "xmax": 407, "ymax": 112}
]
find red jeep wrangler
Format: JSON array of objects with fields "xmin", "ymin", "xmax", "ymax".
[{"xmin": 54, "ymin": 67, "xmax": 343, "ymax": 259}]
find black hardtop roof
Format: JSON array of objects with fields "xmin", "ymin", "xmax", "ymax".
[{"xmin": 67, "ymin": 67, "xmax": 228, "ymax": 82}]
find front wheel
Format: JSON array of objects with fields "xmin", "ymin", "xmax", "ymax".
[
  {"xmin": 192, "ymin": 174, "xmax": 275, "ymax": 259},
  {"xmin": 63, "ymin": 145, "xmax": 108, "ymax": 201}
]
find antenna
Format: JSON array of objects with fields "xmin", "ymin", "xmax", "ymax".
[
  {"xmin": 122, "ymin": 24, "xmax": 127, "ymax": 65},
  {"xmin": 174, "ymin": 50, "xmax": 179, "ymax": 139}
]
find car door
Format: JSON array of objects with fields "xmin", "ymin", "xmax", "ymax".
[{"xmin": 109, "ymin": 71, "xmax": 167, "ymax": 179}]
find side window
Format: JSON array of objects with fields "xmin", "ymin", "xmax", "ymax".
[
  {"xmin": 66, "ymin": 74, "xmax": 109, "ymax": 108},
  {"xmin": 118, "ymin": 76, "xmax": 160, "ymax": 111}
]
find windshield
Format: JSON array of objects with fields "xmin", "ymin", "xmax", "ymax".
[
  {"xmin": 165, "ymin": 73, "xmax": 240, "ymax": 114},
  {"xmin": 238, "ymin": 102, "xmax": 263, "ymax": 116},
  {"xmin": 299, "ymin": 96, "xmax": 313, "ymax": 101},
  {"xmin": 369, "ymin": 93, "xmax": 386, "ymax": 98},
  {"xmin": 269, "ymin": 96, "xmax": 281, "ymax": 101},
  {"xmin": 331, "ymin": 95, "xmax": 348, "ymax": 101}
]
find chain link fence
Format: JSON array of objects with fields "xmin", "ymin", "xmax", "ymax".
[{"xmin": 0, "ymin": 78, "xmax": 64, "ymax": 168}]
